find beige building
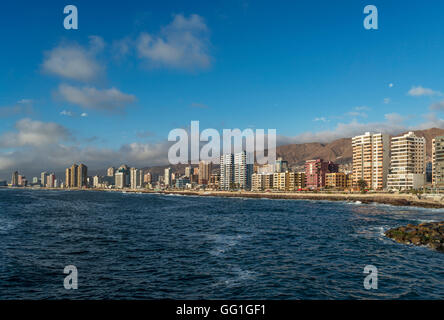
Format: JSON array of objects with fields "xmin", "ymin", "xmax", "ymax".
[
  {"xmin": 387, "ymin": 132, "xmax": 425, "ymax": 190},
  {"xmin": 432, "ymin": 136, "xmax": 444, "ymax": 188},
  {"xmin": 198, "ymin": 160, "xmax": 212, "ymax": 185},
  {"xmin": 288, "ymin": 172, "xmax": 305, "ymax": 191},
  {"xmin": 273, "ymin": 172, "xmax": 287, "ymax": 191},
  {"xmin": 352, "ymin": 132, "xmax": 390, "ymax": 190},
  {"xmin": 325, "ymin": 172, "xmax": 347, "ymax": 189},
  {"xmin": 252, "ymin": 173, "xmax": 274, "ymax": 191}
]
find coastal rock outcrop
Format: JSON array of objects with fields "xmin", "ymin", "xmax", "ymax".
[{"xmin": 385, "ymin": 222, "xmax": 444, "ymax": 252}]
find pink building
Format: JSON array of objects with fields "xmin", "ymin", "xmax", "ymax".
[{"xmin": 305, "ymin": 159, "xmax": 338, "ymax": 189}]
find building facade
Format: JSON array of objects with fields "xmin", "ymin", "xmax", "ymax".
[
  {"xmin": 198, "ymin": 161, "xmax": 212, "ymax": 185},
  {"xmin": 432, "ymin": 136, "xmax": 444, "ymax": 188},
  {"xmin": 220, "ymin": 153, "xmax": 234, "ymax": 190},
  {"xmin": 305, "ymin": 159, "xmax": 337, "ymax": 189},
  {"xmin": 352, "ymin": 132, "xmax": 390, "ymax": 190},
  {"xmin": 387, "ymin": 131, "xmax": 425, "ymax": 190}
]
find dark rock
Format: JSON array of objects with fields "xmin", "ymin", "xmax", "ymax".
[{"xmin": 385, "ymin": 221, "xmax": 444, "ymax": 253}]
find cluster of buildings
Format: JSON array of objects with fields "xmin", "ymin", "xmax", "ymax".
[
  {"xmin": 8, "ymin": 131, "xmax": 444, "ymax": 192},
  {"xmin": 352, "ymin": 131, "xmax": 430, "ymax": 191}
]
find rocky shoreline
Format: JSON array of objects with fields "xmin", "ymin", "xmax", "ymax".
[
  {"xmin": 159, "ymin": 190, "xmax": 444, "ymax": 209},
  {"xmin": 385, "ymin": 222, "xmax": 444, "ymax": 252}
]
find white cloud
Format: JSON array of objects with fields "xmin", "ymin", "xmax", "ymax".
[
  {"xmin": 136, "ymin": 14, "xmax": 211, "ymax": 70},
  {"xmin": 408, "ymin": 86, "xmax": 442, "ymax": 97},
  {"xmin": 313, "ymin": 117, "xmax": 328, "ymax": 122},
  {"xmin": 42, "ymin": 36, "xmax": 105, "ymax": 82},
  {"xmin": 81, "ymin": 112, "xmax": 88, "ymax": 117},
  {"xmin": 429, "ymin": 100, "xmax": 444, "ymax": 111},
  {"xmin": 60, "ymin": 110, "xmax": 73, "ymax": 117},
  {"xmin": 57, "ymin": 84, "xmax": 136, "ymax": 112},
  {"xmin": 0, "ymin": 118, "xmax": 70, "ymax": 148},
  {"xmin": 0, "ymin": 99, "xmax": 34, "ymax": 118},
  {"xmin": 0, "ymin": 131, "xmax": 171, "ymax": 179},
  {"xmin": 383, "ymin": 98, "xmax": 391, "ymax": 104},
  {"xmin": 388, "ymin": 83, "xmax": 394, "ymax": 88},
  {"xmin": 277, "ymin": 113, "xmax": 411, "ymax": 145}
]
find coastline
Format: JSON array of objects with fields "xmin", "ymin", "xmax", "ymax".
[{"xmin": 6, "ymin": 186, "xmax": 444, "ymax": 209}]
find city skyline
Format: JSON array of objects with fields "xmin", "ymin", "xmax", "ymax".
[{"xmin": 3, "ymin": 1, "xmax": 444, "ymax": 180}]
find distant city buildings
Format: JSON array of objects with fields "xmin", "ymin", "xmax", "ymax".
[{"xmin": 8, "ymin": 130, "xmax": 444, "ymax": 193}]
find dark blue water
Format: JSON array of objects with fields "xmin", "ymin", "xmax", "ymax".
[{"xmin": 0, "ymin": 188, "xmax": 443, "ymax": 299}]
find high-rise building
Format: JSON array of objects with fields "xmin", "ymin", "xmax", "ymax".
[
  {"xmin": 144, "ymin": 172, "xmax": 152, "ymax": 185},
  {"xmin": 352, "ymin": 132, "xmax": 390, "ymax": 190},
  {"xmin": 432, "ymin": 136, "xmax": 444, "ymax": 189},
  {"xmin": 234, "ymin": 151, "xmax": 253, "ymax": 190},
  {"xmin": 130, "ymin": 167, "xmax": 142, "ymax": 189},
  {"xmin": 275, "ymin": 157, "xmax": 288, "ymax": 173},
  {"xmin": 198, "ymin": 160, "xmax": 212, "ymax": 185},
  {"xmin": 305, "ymin": 159, "xmax": 336, "ymax": 189},
  {"xmin": 115, "ymin": 172, "xmax": 125, "ymax": 189},
  {"xmin": 164, "ymin": 167, "xmax": 172, "ymax": 187},
  {"xmin": 11, "ymin": 171, "xmax": 19, "ymax": 186},
  {"xmin": 107, "ymin": 167, "xmax": 115, "ymax": 177},
  {"xmin": 70, "ymin": 164, "xmax": 78, "ymax": 188},
  {"xmin": 47, "ymin": 173, "xmax": 56, "ymax": 188},
  {"xmin": 77, "ymin": 164, "xmax": 88, "ymax": 188},
  {"xmin": 41, "ymin": 171, "xmax": 48, "ymax": 187},
  {"xmin": 387, "ymin": 132, "xmax": 425, "ymax": 190},
  {"xmin": 65, "ymin": 168, "xmax": 71, "ymax": 188},
  {"xmin": 220, "ymin": 153, "xmax": 234, "ymax": 190},
  {"xmin": 185, "ymin": 166, "xmax": 192, "ymax": 178}
]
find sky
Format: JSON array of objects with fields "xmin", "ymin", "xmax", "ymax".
[{"xmin": 1, "ymin": 0, "xmax": 444, "ymax": 179}]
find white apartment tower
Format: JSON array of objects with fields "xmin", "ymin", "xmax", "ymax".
[
  {"xmin": 387, "ymin": 132, "xmax": 425, "ymax": 190},
  {"xmin": 220, "ymin": 153, "xmax": 234, "ymax": 190},
  {"xmin": 164, "ymin": 167, "xmax": 172, "ymax": 187},
  {"xmin": 352, "ymin": 132, "xmax": 390, "ymax": 190},
  {"xmin": 130, "ymin": 168, "xmax": 142, "ymax": 189},
  {"xmin": 234, "ymin": 151, "xmax": 253, "ymax": 190}
]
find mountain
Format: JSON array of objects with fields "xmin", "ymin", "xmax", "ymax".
[
  {"xmin": 135, "ymin": 128, "xmax": 444, "ymax": 175},
  {"xmin": 276, "ymin": 128, "xmax": 444, "ymax": 166}
]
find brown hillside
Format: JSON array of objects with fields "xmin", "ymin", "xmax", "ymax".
[{"xmin": 276, "ymin": 128, "xmax": 444, "ymax": 166}]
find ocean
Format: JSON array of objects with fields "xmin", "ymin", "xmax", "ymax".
[{"xmin": 0, "ymin": 188, "xmax": 443, "ymax": 299}]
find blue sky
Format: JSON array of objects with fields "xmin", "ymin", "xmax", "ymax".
[{"xmin": 1, "ymin": 0, "xmax": 444, "ymax": 179}]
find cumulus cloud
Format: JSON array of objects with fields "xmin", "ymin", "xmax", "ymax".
[
  {"xmin": 0, "ymin": 140, "xmax": 171, "ymax": 180},
  {"xmin": 57, "ymin": 84, "xmax": 136, "ymax": 112},
  {"xmin": 0, "ymin": 118, "xmax": 71, "ymax": 148},
  {"xmin": 277, "ymin": 113, "xmax": 411, "ymax": 145},
  {"xmin": 42, "ymin": 36, "xmax": 105, "ymax": 82},
  {"xmin": 408, "ymin": 86, "xmax": 442, "ymax": 97},
  {"xmin": 0, "ymin": 99, "xmax": 34, "ymax": 118},
  {"xmin": 137, "ymin": 14, "xmax": 211, "ymax": 70},
  {"xmin": 430, "ymin": 100, "xmax": 444, "ymax": 111}
]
